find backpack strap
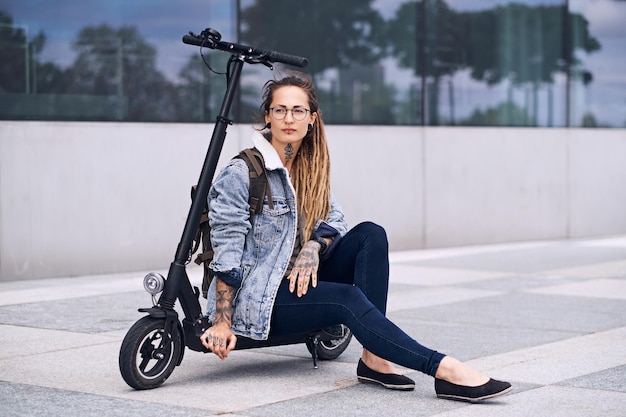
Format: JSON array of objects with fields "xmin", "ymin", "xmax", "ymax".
[
  {"xmin": 191, "ymin": 185, "xmax": 214, "ymax": 298},
  {"xmin": 191, "ymin": 147, "xmax": 273, "ymax": 299},
  {"xmin": 237, "ymin": 148, "xmax": 273, "ymax": 216}
]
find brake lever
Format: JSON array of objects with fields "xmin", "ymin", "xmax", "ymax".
[{"xmin": 244, "ymin": 55, "xmax": 274, "ymax": 69}]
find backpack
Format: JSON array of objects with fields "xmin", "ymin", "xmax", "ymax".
[{"xmin": 191, "ymin": 147, "xmax": 274, "ymax": 298}]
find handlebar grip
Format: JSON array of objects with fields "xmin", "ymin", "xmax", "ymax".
[
  {"xmin": 263, "ymin": 50, "xmax": 308, "ymax": 68},
  {"xmin": 182, "ymin": 34, "xmax": 205, "ymax": 47}
]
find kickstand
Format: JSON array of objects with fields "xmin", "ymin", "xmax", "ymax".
[{"xmin": 309, "ymin": 334, "xmax": 320, "ymax": 369}]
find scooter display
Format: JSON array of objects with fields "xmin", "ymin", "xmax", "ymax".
[{"xmin": 118, "ymin": 28, "xmax": 352, "ymax": 390}]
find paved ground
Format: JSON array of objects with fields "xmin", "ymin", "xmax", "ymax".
[{"xmin": 1, "ymin": 235, "xmax": 625, "ymax": 416}]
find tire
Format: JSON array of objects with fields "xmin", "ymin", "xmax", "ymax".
[
  {"xmin": 119, "ymin": 316, "xmax": 183, "ymax": 390},
  {"xmin": 307, "ymin": 325, "xmax": 353, "ymax": 360}
]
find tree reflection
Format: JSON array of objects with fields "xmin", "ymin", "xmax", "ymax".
[
  {"xmin": 387, "ymin": 0, "xmax": 464, "ymax": 125},
  {"xmin": 238, "ymin": 0, "xmax": 395, "ymax": 123},
  {"xmin": 68, "ymin": 24, "xmax": 179, "ymax": 121},
  {"xmin": 386, "ymin": 1, "xmax": 601, "ymax": 126},
  {"xmin": 0, "ymin": 2, "xmax": 606, "ymax": 126},
  {"xmin": 239, "ymin": 0, "xmax": 386, "ymax": 76},
  {"xmin": 0, "ymin": 10, "xmax": 46, "ymax": 94}
]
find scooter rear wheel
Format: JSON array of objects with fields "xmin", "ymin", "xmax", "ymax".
[
  {"xmin": 119, "ymin": 316, "xmax": 182, "ymax": 390},
  {"xmin": 307, "ymin": 324, "xmax": 353, "ymax": 360}
]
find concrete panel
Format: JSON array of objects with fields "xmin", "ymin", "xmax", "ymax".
[
  {"xmin": 424, "ymin": 127, "xmax": 569, "ymax": 247},
  {"xmin": 568, "ymin": 128, "xmax": 626, "ymax": 237},
  {"xmin": 326, "ymin": 125, "xmax": 425, "ymax": 250},
  {"xmin": 0, "ymin": 121, "xmax": 249, "ymax": 281}
]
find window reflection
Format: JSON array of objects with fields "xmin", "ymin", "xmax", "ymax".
[{"xmin": 0, "ymin": 0, "xmax": 624, "ymax": 127}]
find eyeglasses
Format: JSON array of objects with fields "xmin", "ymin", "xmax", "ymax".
[{"xmin": 269, "ymin": 106, "xmax": 310, "ymax": 121}]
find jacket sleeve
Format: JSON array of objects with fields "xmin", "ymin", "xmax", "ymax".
[
  {"xmin": 208, "ymin": 159, "xmax": 251, "ymax": 288},
  {"xmin": 311, "ymin": 190, "xmax": 348, "ymax": 260}
]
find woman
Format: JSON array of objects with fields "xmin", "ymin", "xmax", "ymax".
[{"xmin": 201, "ymin": 72, "xmax": 511, "ymax": 403}]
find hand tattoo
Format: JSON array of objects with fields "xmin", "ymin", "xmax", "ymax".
[
  {"xmin": 284, "ymin": 143, "xmax": 294, "ymax": 163},
  {"xmin": 289, "ymin": 241, "xmax": 321, "ymax": 296},
  {"xmin": 297, "ymin": 244, "xmax": 318, "ymax": 268}
]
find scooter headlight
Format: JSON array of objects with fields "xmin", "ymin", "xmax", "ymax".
[{"xmin": 143, "ymin": 272, "xmax": 165, "ymax": 295}]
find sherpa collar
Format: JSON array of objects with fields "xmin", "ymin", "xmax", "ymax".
[{"xmin": 252, "ymin": 133, "xmax": 284, "ymax": 171}]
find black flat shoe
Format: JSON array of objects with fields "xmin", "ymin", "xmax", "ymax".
[
  {"xmin": 435, "ymin": 378, "xmax": 512, "ymax": 403},
  {"xmin": 357, "ymin": 359, "xmax": 415, "ymax": 391}
]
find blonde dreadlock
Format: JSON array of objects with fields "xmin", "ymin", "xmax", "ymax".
[
  {"xmin": 291, "ymin": 112, "xmax": 331, "ymax": 241},
  {"xmin": 259, "ymin": 72, "xmax": 331, "ymax": 241}
]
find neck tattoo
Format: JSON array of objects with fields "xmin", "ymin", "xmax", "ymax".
[{"xmin": 284, "ymin": 143, "xmax": 294, "ymax": 163}]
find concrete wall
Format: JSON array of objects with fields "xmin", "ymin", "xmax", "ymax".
[{"xmin": 1, "ymin": 121, "xmax": 625, "ymax": 281}]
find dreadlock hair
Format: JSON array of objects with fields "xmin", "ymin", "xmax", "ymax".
[{"xmin": 258, "ymin": 71, "xmax": 331, "ymax": 241}]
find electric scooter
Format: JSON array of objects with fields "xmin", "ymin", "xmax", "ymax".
[{"xmin": 118, "ymin": 28, "xmax": 352, "ymax": 390}]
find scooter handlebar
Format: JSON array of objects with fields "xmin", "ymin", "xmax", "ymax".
[
  {"xmin": 182, "ymin": 33, "xmax": 308, "ymax": 68},
  {"xmin": 262, "ymin": 50, "xmax": 308, "ymax": 68}
]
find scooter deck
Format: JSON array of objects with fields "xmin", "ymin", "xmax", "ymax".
[{"xmin": 182, "ymin": 317, "xmax": 332, "ymax": 353}]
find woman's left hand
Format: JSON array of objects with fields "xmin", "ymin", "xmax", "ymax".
[{"xmin": 287, "ymin": 240, "xmax": 321, "ymax": 297}]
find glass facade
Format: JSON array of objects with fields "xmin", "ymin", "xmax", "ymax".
[{"xmin": 1, "ymin": 0, "xmax": 624, "ymax": 127}]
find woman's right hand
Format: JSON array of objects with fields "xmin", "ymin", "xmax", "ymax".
[
  {"xmin": 201, "ymin": 323, "xmax": 237, "ymax": 360},
  {"xmin": 287, "ymin": 240, "xmax": 321, "ymax": 297}
]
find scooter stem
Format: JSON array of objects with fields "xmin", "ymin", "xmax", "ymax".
[{"xmin": 159, "ymin": 56, "xmax": 245, "ymax": 314}]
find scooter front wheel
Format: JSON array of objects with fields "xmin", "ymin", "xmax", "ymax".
[{"xmin": 119, "ymin": 315, "xmax": 183, "ymax": 390}]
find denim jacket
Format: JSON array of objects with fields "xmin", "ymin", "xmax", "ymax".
[{"xmin": 205, "ymin": 133, "xmax": 348, "ymax": 340}]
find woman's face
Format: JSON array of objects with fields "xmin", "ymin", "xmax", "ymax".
[{"xmin": 265, "ymin": 86, "xmax": 317, "ymax": 147}]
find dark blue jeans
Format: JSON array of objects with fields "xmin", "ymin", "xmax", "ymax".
[{"xmin": 270, "ymin": 221, "xmax": 445, "ymax": 377}]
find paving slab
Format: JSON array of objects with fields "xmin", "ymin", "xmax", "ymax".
[
  {"xmin": 404, "ymin": 292, "xmax": 626, "ymax": 334},
  {"xmin": 538, "ymin": 259, "xmax": 626, "ymax": 279},
  {"xmin": 0, "ymin": 324, "xmax": 117, "ymax": 360},
  {"xmin": 408, "ymin": 244, "xmax": 626, "ymax": 273},
  {"xmin": 431, "ymin": 385, "xmax": 626, "ymax": 417},
  {"xmin": 527, "ymin": 278, "xmax": 626, "ymax": 300},
  {"xmin": 387, "ymin": 312, "xmax": 577, "ymax": 361},
  {"xmin": 559, "ymin": 364, "xmax": 626, "ymax": 393},
  {"xmin": 389, "ymin": 264, "xmax": 512, "ymax": 286},
  {"xmin": 1, "ymin": 236, "xmax": 625, "ymax": 417},
  {"xmin": 467, "ymin": 327, "xmax": 626, "ymax": 385},
  {"xmin": 0, "ymin": 381, "xmax": 210, "ymax": 417}
]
